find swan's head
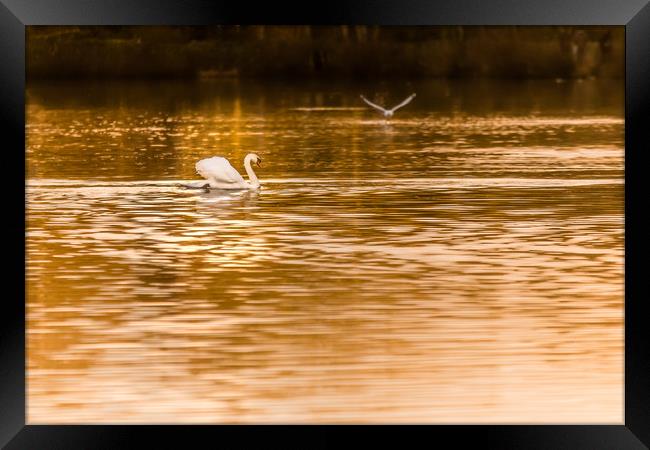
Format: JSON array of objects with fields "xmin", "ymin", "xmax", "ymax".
[{"xmin": 246, "ymin": 153, "xmax": 262, "ymax": 168}]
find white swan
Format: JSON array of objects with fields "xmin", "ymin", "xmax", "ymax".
[
  {"xmin": 360, "ymin": 93, "xmax": 416, "ymax": 119},
  {"xmin": 193, "ymin": 153, "xmax": 262, "ymax": 190}
]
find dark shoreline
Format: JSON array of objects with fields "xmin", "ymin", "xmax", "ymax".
[{"xmin": 27, "ymin": 26, "xmax": 623, "ymax": 80}]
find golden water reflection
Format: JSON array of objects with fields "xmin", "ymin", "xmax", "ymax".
[{"xmin": 27, "ymin": 79, "xmax": 623, "ymax": 423}]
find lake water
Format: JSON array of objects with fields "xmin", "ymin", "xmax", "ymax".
[{"xmin": 26, "ymin": 79, "xmax": 624, "ymax": 423}]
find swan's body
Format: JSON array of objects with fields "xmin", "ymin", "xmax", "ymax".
[
  {"xmin": 360, "ymin": 93, "xmax": 416, "ymax": 119},
  {"xmin": 193, "ymin": 153, "xmax": 262, "ymax": 190}
]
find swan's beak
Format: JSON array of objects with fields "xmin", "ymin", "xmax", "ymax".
[{"xmin": 256, "ymin": 158, "xmax": 262, "ymax": 168}]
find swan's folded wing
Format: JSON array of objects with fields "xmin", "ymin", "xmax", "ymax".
[{"xmin": 196, "ymin": 156, "xmax": 246, "ymax": 184}]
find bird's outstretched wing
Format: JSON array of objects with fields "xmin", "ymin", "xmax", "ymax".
[
  {"xmin": 360, "ymin": 95, "xmax": 388, "ymax": 114},
  {"xmin": 389, "ymin": 93, "xmax": 416, "ymax": 112},
  {"xmin": 196, "ymin": 156, "xmax": 245, "ymax": 185}
]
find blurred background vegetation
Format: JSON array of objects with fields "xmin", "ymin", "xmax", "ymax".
[{"xmin": 27, "ymin": 26, "xmax": 623, "ymax": 80}]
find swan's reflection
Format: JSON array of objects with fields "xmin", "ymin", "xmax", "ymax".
[{"xmin": 195, "ymin": 187, "xmax": 260, "ymax": 206}]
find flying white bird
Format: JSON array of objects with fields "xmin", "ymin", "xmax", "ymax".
[
  {"xmin": 181, "ymin": 153, "xmax": 262, "ymax": 190},
  {"xmin": 360, "ymin": 93, "xmax": 416, "ymax": 119}
]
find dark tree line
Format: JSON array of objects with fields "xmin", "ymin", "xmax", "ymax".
[{"xmin": 27, "ymin": 26, "xmax": 623, "ymax": 79}]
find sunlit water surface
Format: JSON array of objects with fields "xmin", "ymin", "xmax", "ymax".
[{"xmin": 27, "ymin": 79, "xmax": 623, "ymax": 423}]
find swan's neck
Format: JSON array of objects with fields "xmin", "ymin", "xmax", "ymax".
[{"xmin": 243, "ymin": 155, "xmax": 260, "ymax": 189}]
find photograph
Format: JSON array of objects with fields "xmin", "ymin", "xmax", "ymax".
[{"xmin": 26, "ymin": 25, "xmax": 624, "ymax": 424}]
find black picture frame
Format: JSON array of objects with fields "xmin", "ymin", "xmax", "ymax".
[{"xmin": 2, "ymin": 1, "xmax": 648, "ymax": 448}]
